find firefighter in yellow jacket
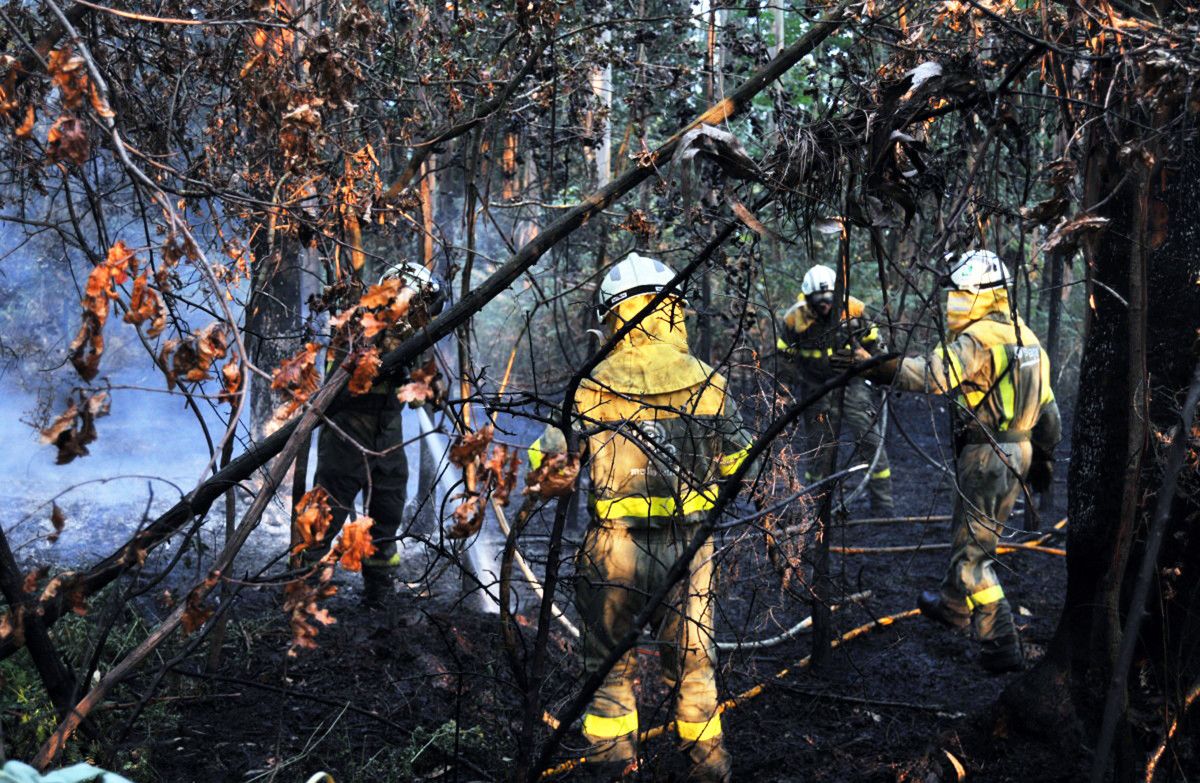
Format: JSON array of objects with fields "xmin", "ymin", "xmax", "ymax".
[
  {"xmin": 777, "ymin": 265, "xmax": 894, "ymax": 514},
  {"xmin": 849, "ymin": 250, "xmax": 1061, "ymax": 672},
  {"xmin": 528, "ymin": 254, "xmax": 755, "ymax": 781}
]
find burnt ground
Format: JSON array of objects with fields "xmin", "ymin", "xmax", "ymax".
[{"xmin": 12, "ymin": 393, "xmax": 1078, "ymax": 783}]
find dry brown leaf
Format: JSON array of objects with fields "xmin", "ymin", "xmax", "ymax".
[
  {"xmin": 40, "ymin": 405, "xmax": 79, "ymax": 447},
  {"xmin": 292, "ymin": 487, "xmax": 332, "ymax": 554},
  {"xmin": 1043, "ymin": 214, "xmax": 1111, "ymax": 255},
  {"xmin": 48, "ymin": 503, "xmax": 66, "ymax": 544},
  {"xmin": 730, "ymin": 199, "xmax": 781, "ymax": 240},
  {"xmin": 21, "ymin": 566, "xmax": 48, "ymax": 594},
  {"xmin": 525, "ymin": 453, "xmax": 581, "ymax": 498},
  {"xmin": 68, "ymin": 241, "xmax": 137, "ymax": 380},
  {"xmin": 332, "ymin": 516, "xmax": 375, "ymax": 571},
  {"xmin": 164, "ymin": 323, "xmax": 229, "ymax": 386},
  {"xmin": 408, "ymin": 357, "xmax": 438, "ymax": 386},
  {"xmin": 38, "ymin": 390, "xmax": 110, "ymax": 464},
  {"xmin": 359, "ymin": 278, "xmax": 401, "ymax": 309},
  {"xmin": 329, "ymin": 306, "xmax": 357, "ymax": 330},
  {"xmin": 396, "ymin": 381, "xmax": 433, "ymax": 405},
  {"xmin": 47, "ymin": 49, "xmax": 88, "ymax": 109},
  {"xmin": 446, "ymin": 495, "xmax": 485, "ymax": 539},
  {"xmin": 282, "ymin": 574, "xmax": 337, "ymax": 657},
  {"xmin": 359, "ymin": 310, "xmax": 389, "ymax": 338},
  {"xmin": 271, "ymin": 342, "xmax": 321, "ymax": 420},
  {"xmin": 68, "ymin": 314, "xmax": 104, "ymax": 381},
  {"xmin": 47, "ymin": 114, "xmax": 88, "ymax": 165},
  {"xmin": 348, "ymin": 346, "xmax": 381, "ymax": 395},
  {"xmin": 219, "ymin": 353, "xmax": 243, "ymax": 404},
  {"xmin": 123, "ymin": 273, "xmax": 167, "ymax": 337},
  {"xmin": 181, "ymin": 572, "xmax": 220, "ymax": 635},
  {"xmin": 15, "ymin": 104, "xmax": 34, "ymax": 138},
  {"xmin": 618, "ymin": 209, "xmax": 656, "ymax": 240},
  {"xmin": 88, "ymin": 83, "xmax": 115, "ymax": 119},
  {"xmin": 449, "ymin": 425, "xmax": 494, "ymax": 467}
]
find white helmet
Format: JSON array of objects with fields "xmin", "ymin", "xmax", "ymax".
[
  {"xmin": 596, "ymin": 253, "xmax": 680, "ymax": 319},
  {"xmin": 801, "ymin": 264, "xmax": 837, "ymax": 296},
  {"xmin": 379, "ymin": 261, "xmax": 447, "ymax": 316},
  {"xmin": 946, "ymin": 250, "xmax": 1009, "ymax": 292}
]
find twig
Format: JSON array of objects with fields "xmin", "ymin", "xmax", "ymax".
[
  {"xmin": 171, "ymin": 668, "xmax": 406, "ymax": 731},
  {"xmin": 32, "ymin": 363, "xmax": 352, "ymax": 769}
]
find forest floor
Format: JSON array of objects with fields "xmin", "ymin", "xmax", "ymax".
[{"xmin": 3, "ymin": 394, "xmax": 1079, "ymax": 783}]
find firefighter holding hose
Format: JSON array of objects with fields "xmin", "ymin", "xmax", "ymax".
[
  {"xmin": 839, "ymin": 250, "xmax": 1061, "ymax": 672},
  {"xmin": 777, "ymin": 264, "xmax": 895, "ymax": 515},
  {"xmin": 528, "ymin": 253, "xmax": 757, "ymax": 781},
  {"xmin": 308, "ymin": 261, "xmax": 446, "ymax": 607}
]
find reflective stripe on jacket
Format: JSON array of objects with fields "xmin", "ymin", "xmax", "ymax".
[
  {"xmin": 777, "ymin": 294, "xmax": 881, "ymax": 378},
  {"xmin": 527, "ymin": 294, "xmax": 756, "ymax": 525},
  {"xmin": 894, "ymin": 310, "xmax": 1060, "ymax": 446}
]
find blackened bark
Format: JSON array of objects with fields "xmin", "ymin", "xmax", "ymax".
[
  {"xmin": 1001, "ymin": 142, "xmax": 1200, "ymax": 781},
  {"xmin": 247, "ymin": 236, "xmax": 303, "ymax": 435}
]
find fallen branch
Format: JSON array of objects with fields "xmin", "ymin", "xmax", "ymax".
[
  {"xmin": 830, "ymin": 541, "xmax": 1066, "ymax": 557},
  {"xmin": 843, "ymin": 514, "xmax": 953, "ymax": 526},
  {"xmin": 1145, "ymin": 675, "xmax": 1200, "ymax": 783},
  {"xmin": 0, "ymin": 0, "xmax": 835, "ymax": 661},
  {"xmin": 773, "ymin": 684, "xmax": 966, "ymax": 719},
  {"xmin": 716, "ymin": 590, "xmax": 873, "ymax": 652}
]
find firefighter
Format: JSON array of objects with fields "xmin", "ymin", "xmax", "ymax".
[
  {"xmin": 310, "ymin": 262, "xmax": 445, "ymax": 606},
  {"xmin": 845, "ymin": 250, "xmax": 1061, "ymax": 672},
  {"xmin": 528, "ymin": 253, "xmax": 756, "ymax": 781},
  {"xmin": 777, "ymin": 264, "xmax": 894, "ymax": 515}
]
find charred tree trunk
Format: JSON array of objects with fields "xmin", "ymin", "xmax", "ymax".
[
  {"xmin": 1000, "ymin": 137, "xmax": 1200, "ymax": 782},
  {"xmin": 247, "ymin": 236, "xmax": 303, "ymax": 436}
]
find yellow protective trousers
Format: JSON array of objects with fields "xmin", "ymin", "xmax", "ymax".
[
  {"xmin": 573, "ymin": 520, "xmax": 723, "ymax": 765},
  {"xmin": 943, "ymin": 440, "xmax": 1031, "ymax": 642}
]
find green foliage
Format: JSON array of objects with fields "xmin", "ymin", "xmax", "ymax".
[
  {"xmin": 0, "ymin": 599, "xmax": 172, "ymax": 778},
  {"xmin": 352, "ymin": 720, "xmax": 495, "ymax": 781}
]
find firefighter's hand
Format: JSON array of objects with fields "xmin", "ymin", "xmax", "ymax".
[{"xmin": 828, "ymin": 346, "xmax": 872, "ymax": 374}]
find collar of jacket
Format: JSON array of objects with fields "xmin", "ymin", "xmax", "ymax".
[
  {"xmin": 947, "ymin": 289, "xmax": 1040, "ymax": 348},
  {"xmin": 587, "ymin": 293, "xmax": 715, "ymax": 395}
]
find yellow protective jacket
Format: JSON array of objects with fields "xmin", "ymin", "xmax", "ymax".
[
  {"xmin": 776, "ymin": 294, "xmax": 882, "ymax": 382},
  {"xmin": 529, "ymin": 294, "xmax": 756, "ymax": 525},
  {"xmin": 894, "ymin": 288, "xmax": 1061, "ymax": 450}
]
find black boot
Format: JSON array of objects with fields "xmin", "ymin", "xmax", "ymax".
[
  {"xmin": 362, "ymin": 570, "xmax": 395, "ymax": 609},
  {"xmin": 980, "ymin": 633, "xmax": 1024, "ymax": 673},
  {"xmin": 683, "ymin": 737, "xmax": 732, "ymax": 783},
  {"xmin": 918, "ymin": 590, "xmax": 970, "ymax": 630},
  {"xmin": 579, "ymin": 733, "xmax": 638, "ymax": 781}
]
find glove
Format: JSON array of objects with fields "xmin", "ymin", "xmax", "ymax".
[
  {"xmin": 827, "ymin": 347, "xmax": 859, "ymax": 375},
  {"xmin": 829, "ymin": 349, "xmax": 899, "ymax": 385},
  {"xmin": 1026, "ymin": 449, "xmax": 1054, "ymax": 493}
]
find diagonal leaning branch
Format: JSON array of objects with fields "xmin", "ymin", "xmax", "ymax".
[{"xmin": 0, "ymin": 1, "xmax": 849, "ymax": 663}]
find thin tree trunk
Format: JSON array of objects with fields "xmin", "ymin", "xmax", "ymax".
[{"xmin": 0, "ymin": 527, "xmax": 76, "ymax": 718}]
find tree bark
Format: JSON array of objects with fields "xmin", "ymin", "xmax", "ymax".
[{"xmin": 1000, "ymin": 132, "xmax": 1200, "ymax": 783}]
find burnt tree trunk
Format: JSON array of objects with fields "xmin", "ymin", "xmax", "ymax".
[
  {"xmin": 999, "ymin": 139, "xmax": 1200, "ymax": 781},
  {"xmin": 247, "ymin": 236, "xmax": 303, "ymax": 436}
]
